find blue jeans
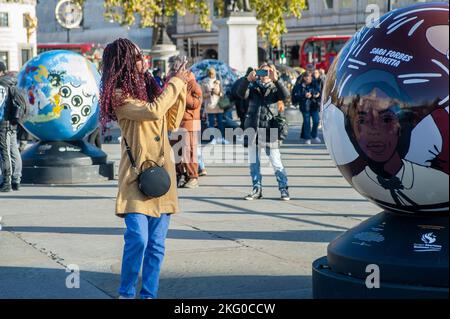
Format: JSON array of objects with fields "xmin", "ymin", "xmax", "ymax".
[
  {"xmin": 208, "ymin": 113, "xmax": 224, "ymax": 139},
  {"xmin": 248, "ymin": 143, "xmax": 288, "ymax": 190},
  {"xmin": 197, "ymin": 145, "xmax": 205, "ymax": 170},
  {"xmin": 300, "ymin": 109, "xmax": 320, "ymax": 140},
  {"xmin": 0, "ymin": 123, "xmax": 22, "ymax": 185},
  {"xmin": 119, "ymin": 213, "xmax": 171, "ymax": 299}
]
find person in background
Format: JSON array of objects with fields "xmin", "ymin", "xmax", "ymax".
[
  {"xmin": 197, "ymin": 97, "xmax": 208, "ymax": 177},
  {"xmin": 17, "ymin": 123, "xmax": 30, "ymax": 153},
  {"xmin": 317, "ymin": 68, "xmax": 327, "ymax": 130},
  {"xmin": 319, "ymin": 68, "xmax": 327, "ymax": 84},
  {"xmin": 153, "ymin": 68, "xmax": 164, "ymax": 88},
  {"xmin": 87, "ymin": 126, "xmax": 102, "ymax": 149},
  {"xmin": 197, "ymin": 146, "xmax": 207, "ymax": 176},
  {"xmin": 237, "ymin": 63, "xmax": 291, "ymax": 201},
  {"xmin": 313, "ymin": 69, "xmax": 324, "ymax": 92},
  {"xmin": 293, "ymin": 71, "xmax": 321, "ymax": 145},
  {"xmin": 202, "ymin": 67, "xmax": 225, "ymax": 145},
  {"xmin": 231, "ymin": 67, "xmax": 254, "ymax": 130},
  {"xmin": 0, "ymin": 61, "xmax": 24, "ymax": 192},
  {"xmin": 176, "ymin": 71, "xmax": 202, "ymax": 189}
]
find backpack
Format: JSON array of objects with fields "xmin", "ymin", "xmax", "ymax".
[
  {"xmin": 8, "ymin": 86, "xmax": 28, "ymax": 124},
  {"xmin": 0, "ymin": 76, "xmax": 28, "ymax": 124}
]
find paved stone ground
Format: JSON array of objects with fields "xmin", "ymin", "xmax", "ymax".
[{"xmin": 0, "ymin": 126, "xmax": 379, "ymax": 299}]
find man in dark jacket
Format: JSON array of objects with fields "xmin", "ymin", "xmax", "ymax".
[
  {"xmin": 0, "ymin": 61, "xmax": 24, "ymax": 192},
  {"xmin": 237, "ymin": 63, "xmax": 291, "ymax": 201},
  {"xmin": 231, "ymin": 67, "xmax": 254, "ymax": 130}
]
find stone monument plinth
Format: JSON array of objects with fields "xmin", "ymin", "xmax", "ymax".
[{"xmin": 215, "ymin": 13, "xmax": 260, "ymax": 73}]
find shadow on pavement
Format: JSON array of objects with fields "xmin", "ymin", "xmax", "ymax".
[
  {"xmin": 197, "ymin": 184, "xmax": 352, "ymax": 189},
  {"xmin": 183, "ymin": 210, "xmax": 372, "ymax": 218},
  {"xmin": 186, "ymin": 197, "xmax": 351, "ymax": 231},
  {"xmin": 179, "ymin": 196, "xmax": 367, "ymax": 203},
  {"xmin": 0, "ymin": 266, "xmax": 312, "ymax": 299},
  {"xmin": 0, "ymin": 195, "xmax": 115, "ymax": 200},
  {"xmin": 3, "ymin": 226, "xmax": 342, "ymax": 243}
]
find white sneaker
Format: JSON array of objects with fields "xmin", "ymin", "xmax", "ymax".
[
  {"xmin": 222, "ymin": 139, "xmax": 230, "ymax": 145},
  {"xmin": 304, "ymin": 139, "xmax": 311, "ymax": 145},
  {"xmin": 313, "ymin": 137, "xmax": 322, "ymax": 144},
  {"xmin": 209, "ymin": 138, "xmax": 217, "ymax": 145},
  {"xmin": 118, "ymin": 295, "xmax": 134, "ymax": 299}
]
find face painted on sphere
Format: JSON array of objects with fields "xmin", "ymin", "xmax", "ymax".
[{"xmin": 350, "ymin": 88, "xmax": 401, "ymax": 163}]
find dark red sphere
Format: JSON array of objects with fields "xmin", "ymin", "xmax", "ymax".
[{"xmin": 322, "ymin": 2, "xmax": 449, "ymax": 214}]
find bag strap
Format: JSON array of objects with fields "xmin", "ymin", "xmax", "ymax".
[
  {"xmin": 123, "ymin": 117, "xmax": 166, "ymax": 174},
  {"xmin": 123, "ymin": 137, "xmax": 139, "ymax": 174}
]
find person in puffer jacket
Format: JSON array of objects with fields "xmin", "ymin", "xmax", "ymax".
[{"xmin": 236, "ymin": 62, "xmax": 291, "ymax": 201}]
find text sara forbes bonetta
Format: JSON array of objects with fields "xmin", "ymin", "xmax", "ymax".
[{"xmin": 370, "ymin": 47, "xmax": 414, "ymax": 68}]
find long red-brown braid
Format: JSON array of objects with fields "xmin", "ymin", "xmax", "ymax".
[{"xmin": 99, "ymin": 38, "xmax": 161, "ymax": 127}]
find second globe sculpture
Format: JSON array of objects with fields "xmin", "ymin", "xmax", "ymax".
[
  {"xmin": 18, "ymin": 50, "xmax": 114, "ymax": 183},
  {"xmin": 313, "ymin": 2, "xmax": 449, "ymax": 298}
]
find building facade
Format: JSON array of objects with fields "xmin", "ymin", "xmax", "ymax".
[
  {"xmin": 0, "ymin": 0, "xmax": 37, "ymax": 71},
  {"xmin": 36, "ymin": 0, "xmax": 153, "ymax": 50},
  {"xmin": 174, "ymin": 0, "xmax": 447, "ymax": 66}
]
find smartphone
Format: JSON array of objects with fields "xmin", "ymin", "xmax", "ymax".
[
  {"xmin": 256, "ymin": 69, "xmax": 269, "ymax": 77},
  {"xmin": 171, "ymin": 55, "xmax": 188, "ymax": 73}
]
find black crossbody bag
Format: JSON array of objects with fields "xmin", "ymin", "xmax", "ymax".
[
  {"xmin": 266, "ymin": 105, "xmax": 289, "ymax": 141},
  {"xmin": 123, "ymin": 120, "xmax": 171, "ymax": 199}
]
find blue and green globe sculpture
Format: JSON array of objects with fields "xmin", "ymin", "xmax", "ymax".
[
  {"xmin": 18, "ymin": 51, "xmax": 113, "ymax": 184},
  {"xmin": 18, "ymin": 50, "xmax": 100, "ymax": 141}
]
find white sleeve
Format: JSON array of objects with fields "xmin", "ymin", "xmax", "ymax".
[
  {"xmin": 322, "ymin": 102, "xmax": 360, "ymax": 166},
  {"xmin": 405, "ymin": 114, "xmax": 442, "ymax": 167}
]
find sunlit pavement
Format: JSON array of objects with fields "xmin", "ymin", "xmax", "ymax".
[{"xmin": 0, "ymin": 126, "xmax": 379, "ymax": 299}]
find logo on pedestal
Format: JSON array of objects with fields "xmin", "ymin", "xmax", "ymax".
[{"xmin": 414, "ymin": 232, "xmax": 442, "ymax": 252}]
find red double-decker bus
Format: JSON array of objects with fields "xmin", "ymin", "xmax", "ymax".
[
  {"xmin": 299, "ymin": 35, "xmax": 351, "ymax": 72},
  {"xmin": 37, "ymin": 43, "xmax": 104, "ymax": 68}
]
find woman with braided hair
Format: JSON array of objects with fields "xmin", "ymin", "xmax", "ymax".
[{"xmin": 100, "ymin": 38, "xmax": 189, "ymax": 299}]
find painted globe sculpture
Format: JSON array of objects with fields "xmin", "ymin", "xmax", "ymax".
[
  {"xmin": 17, "ymin": 50, "xmax": 100, "ymax": 141},
  {"xmin": 190, "ymin": 59, "xmax": 239, "ymax": 93},
  {"xmin": 322, "ymin": 2, "xmax": 449, "ymax": 215}
]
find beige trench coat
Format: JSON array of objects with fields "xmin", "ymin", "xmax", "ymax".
[{"xmin": 114, "ymin": 77, "xmax": 187, "ymax": 218}]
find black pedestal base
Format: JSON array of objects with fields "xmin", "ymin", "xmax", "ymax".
[
  {"xmin": 312, "ymin": 211, "xmax": 449, "ymax": 299},
  {"xmin": 21, "ymin": 140, "xmax": 115, "ymax": 184},
  {"xmin": 313, "ymin": 256, "xmax": 448, "ymax": 299}
]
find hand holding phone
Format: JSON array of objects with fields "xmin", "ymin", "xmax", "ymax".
[
  {"xmin": 255, "ymin": 69, "xmax": 269, "ymax": 77},
  {"xmin": 173, "ymin": 56, "xmax": 188, "ymax": 73},
  {"xmin": 247, "ymin": 70, "xmax": 257, "ymax": 82}
]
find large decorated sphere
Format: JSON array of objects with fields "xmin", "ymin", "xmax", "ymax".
[
  {"xmin": 17, "ymin": 50, "xmax": 100, "ymax": 141},
  {"xmin": 322, "ymin": 2, "xmax": 449, "ymax": 214},
  {"xmin": 190, "ymin": 59, "xmax": 239, "ymax": 93}
]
